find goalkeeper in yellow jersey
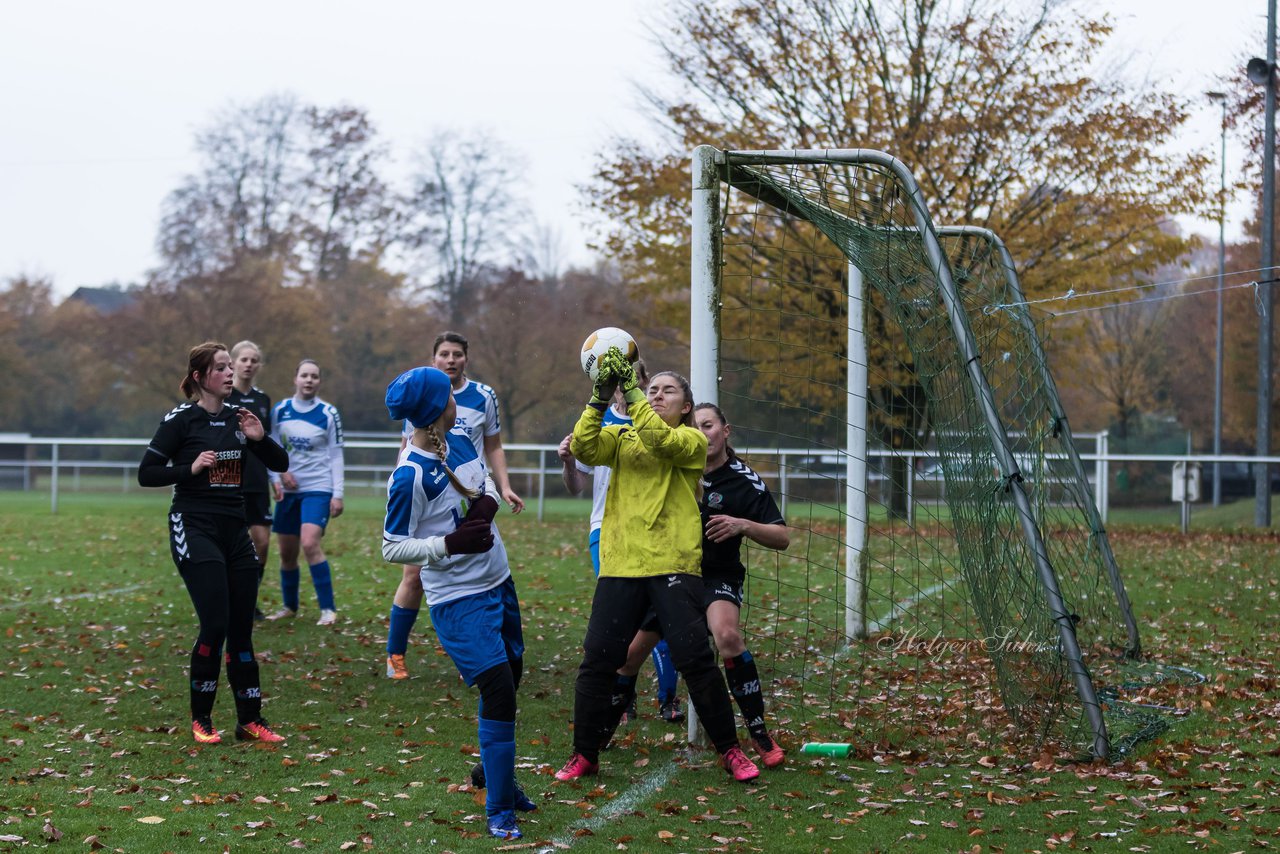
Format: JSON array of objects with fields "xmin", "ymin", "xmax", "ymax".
[{"xmin": 553, "ymin": 349, "xmax": 759, "ymax": 784}]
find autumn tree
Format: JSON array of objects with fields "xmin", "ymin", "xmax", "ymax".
[
  {"xmin": 458, "ymin": 267, "xmax": 634, "ymax": 442},
  {"xmin": 156, "ymin": 95, "xmax": 397, "ymax": 282},
  {"xmin": 589, "ymin": 0, "xmax": 1214, "ymax": 454},
  {"xmin": 1065, "ymin": 298, "xmax": 1171, "ymax": 442},
  {"xmin": 158, "ymin": 94, "xmax": 305, "ymax": 279},
  {"xmin": 0, "ymin": 276, "xmax": 125, "ymax": 434},
  {"xmin": 402, "ymin": 130, "xmax": 532, "ymax": 327},
  {"xmin": 299, "ymin": 106, "xmax": 396, "ymax": 280},
  {"xmin": 312, "ymin": 261, "xmax": 425, "ymax": 431}
]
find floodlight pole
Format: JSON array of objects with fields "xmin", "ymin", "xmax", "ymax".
[
  {"xmin": 1209, "ymin": 92, "xmax": 1228, "ymax": 507},
  {"xmin": 1256, "ymin": 0, "xmax": 1277, "ymax": 527}
]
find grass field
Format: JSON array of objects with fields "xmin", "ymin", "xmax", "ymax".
[{"xmin": 1, "ymin": 491, "xmax": 1278, "ymax": 852}]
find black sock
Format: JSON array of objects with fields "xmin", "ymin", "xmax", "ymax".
[
  {"xmin": 189, "ymin": 640, "xmax": 221, "ymax": 720},
  {"xmin": 595, "ymin": 675, "xmax": 637, "ymax": 752},
  {"xmin": 724, "ymin": 651, "xmax": 770, "ymax": 745}
]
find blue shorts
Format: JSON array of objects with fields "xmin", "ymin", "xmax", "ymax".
[
  {"xmin": 271, "ymin": 492, "xmax": 331, "ymax": 535},
  {"xmin": 589, "ymin": 527, "xmax": 602, "ymax": 577},
  {"xmin": 429, "ymin": 576, "xmax": 525, "ymax": 686}
]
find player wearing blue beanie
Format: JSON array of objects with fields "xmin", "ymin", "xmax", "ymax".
[{"xmin": 381, "ymin": 367, "xmax": 533, "ymax": 841}]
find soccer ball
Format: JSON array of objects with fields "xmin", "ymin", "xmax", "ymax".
[{"xmin": 580, "ymin": 327, "xmax": 638, "ymax": 382}]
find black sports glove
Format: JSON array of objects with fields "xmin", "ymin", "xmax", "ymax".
[
  {"xmin": 465, "ymin": 494, "xmax": 500, "ymax": 524},
  {"xmin": 444, "ymin": 518, "xmax": 494, "ymax": 555}
]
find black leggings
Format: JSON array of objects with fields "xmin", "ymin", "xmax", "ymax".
[
  {"xmin": 169, "ymin": 511, "xmax": 263, "ymax": 724},
  {"xmin": 573, "ymin": 574, "xmax": 738, "ymax": 760}
]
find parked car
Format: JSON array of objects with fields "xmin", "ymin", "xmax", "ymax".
[{"xmin": 1215, "ymin": 462, "xmax": 1280, "ymax": 499}]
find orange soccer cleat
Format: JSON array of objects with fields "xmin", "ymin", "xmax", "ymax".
[
  {"xmin": 235, "ymin": 719, "xmax": 285, "ymax": 743},
  {"xmin": 191, "ymin": 717, "xmax": 221, "ymax": 745}
]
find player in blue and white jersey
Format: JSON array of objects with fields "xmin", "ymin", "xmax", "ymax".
[
  {"xmin": 558, "ymin": 359, "xmax": 685, "ymax": 726},
  {"xmin": 137, "ymin": 341, "xmax": 289, "ymax": 746},
  {"xmin": 381, "ymin": 366, "xmax": 532, "ymax": 841},
  {"xmin": 267, "ymin": 359, "xmax": 345, "ymax": 626},
  {"xmin": 386, "ymin": 331, "xmax": 522, "ymax": 680}
]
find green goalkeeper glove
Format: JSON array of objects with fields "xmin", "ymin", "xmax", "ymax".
[
  {"xmin": 590, "ymin": 358, "xmax": 619, "ymax": 406},
  {"xmin": 602, "ymin": 349, "xmax": 645, "ymax": 405}
]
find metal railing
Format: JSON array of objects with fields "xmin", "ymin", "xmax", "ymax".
[{"xmin": 4, "ymin": 433, "xmax": 1280, "ymax": 526}]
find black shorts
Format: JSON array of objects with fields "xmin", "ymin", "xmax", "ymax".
[
  {"xmin": 168, "ymin": 511, "xmax": 258, "ymax": 573},
  {"xmin": 639, "ymin": 606, "xmax": 661, "ymax": 634},
  {"xmin": 703, "ymin": 577, "xmax": 744, "ymax": 609},
  {"xmin": 242, "ymin": 492, "xmax": 272, "ymax": 527}
]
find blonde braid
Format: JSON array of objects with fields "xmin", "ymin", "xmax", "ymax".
[{"xmin": 423, "ymin": 425, "xmax": 483, "ymax": 501}]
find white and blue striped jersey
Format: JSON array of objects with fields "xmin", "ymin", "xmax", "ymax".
[
  {"xmin": 575, "ymin": 404, "xmax": 632, "ymax": 533},
  {"xmin": 383, "ymin": 431, "xmax": 509, "ymax": 607},
  {"xmin": 402, "ymin": 378, "xmax": 501, "ymax": 458},
  {"xmin": 271, "ymin": 396, "xmax": 345, "ymax": 498}
]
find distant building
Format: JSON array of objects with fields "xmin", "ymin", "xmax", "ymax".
[{"xmin": 67, "ymin": 284, "xmax": 136, "ymax": 314}]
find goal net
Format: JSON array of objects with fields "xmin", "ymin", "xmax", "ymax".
[{"xmin": 688, "ymin": 147, "xmax": 1149, "ymax": 760}]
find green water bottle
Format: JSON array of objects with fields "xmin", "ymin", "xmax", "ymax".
[{"xmin": 800, "ymin": 742, "xmax": 852, "ymax": 758}]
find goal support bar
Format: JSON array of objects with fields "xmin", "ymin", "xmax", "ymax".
[{"xmin": 689, "ymin": 145, "xmax": 1110, "ymax": 760}]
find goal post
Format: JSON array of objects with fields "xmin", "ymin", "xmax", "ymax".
[
  {"xmin": 689, "ymin": 145, "xmax": 1113, "ymax": 760},
  {"xmin": 934, "ymin": 225, "xmax": 1141, "ymax": 660}
]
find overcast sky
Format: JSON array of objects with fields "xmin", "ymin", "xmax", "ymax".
[{"xmin": 0, "ymin": 0, "xmax": 1268, "ymax": 298}]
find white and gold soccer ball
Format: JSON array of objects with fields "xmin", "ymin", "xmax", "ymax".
[{"xmin": 580, "ymin": 327, "xmax": 638, "ymax": 382}]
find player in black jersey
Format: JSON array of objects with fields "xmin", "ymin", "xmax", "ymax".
[
  {"xmin": 138, "ymin": 341, "xmax": 290, "ymax": 746},
  {"xmin": 693, "ymin": 403, "xmax": 790, "ymax": 768},
  {"xmin": 228, "ymin": 341, "xmax": 273, "ymax": 620}
]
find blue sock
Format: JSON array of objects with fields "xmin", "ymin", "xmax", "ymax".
[
  {"xmin": 386, "ymin": 604, "xmax": 419, "ymax": 656},
  {"xmin": 652, "ymin": 639, "xmax": 678, "ymax": 704},
  {"xmin": 309, "ymin": 560, "xmax": 335, "ymax": 610},
  {"xmin": 478, "ymin": 718, "xmax": 516, "ymax": 815},
  {"xmin": 280, "ymin": 566, "xmax": 300, "ymax": 611}
]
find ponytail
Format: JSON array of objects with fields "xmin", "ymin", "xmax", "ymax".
[
  {"xmin": 420, "ymin": 425, "xmax": 483, "ymax": 501},
  {"xmin": 180, "ymin": 341, "xmax": 227, "ymax": 399}
]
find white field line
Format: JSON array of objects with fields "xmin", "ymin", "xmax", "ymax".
[
  {"xmin": 0, "ymin": 582, "xmax": 149, "ymax": 610},
  {"xmin": 536, "ymin": 759, "xmax": 680, "ymax": 853},
  {"xmin": 864, "ymin": 581, "xmax": 951, "ymax": 635},
  {"xmin": 697, "ymin": 582, "xmax": 955, "ymax": 745}
]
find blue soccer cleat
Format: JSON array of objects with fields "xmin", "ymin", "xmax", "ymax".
[{"xmin": 487, "ymin": 810, "xmax": 521, "ymax": 840}]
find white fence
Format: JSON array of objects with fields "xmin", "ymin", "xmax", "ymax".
[{"xmin": 3, "ymin": 433, "xmax": 1280, "ymax": 525}]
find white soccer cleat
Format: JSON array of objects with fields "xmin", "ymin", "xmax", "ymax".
[
  {"xmin": 265, "ymin": 607, "xmax": 297, "ymax": 621},
  {"xmin": 316, "ymin": 609, "xmax": 337, "ymax": 626}
]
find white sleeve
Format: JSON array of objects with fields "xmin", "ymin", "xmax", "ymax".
[
  {"xmin": 269, "ymin": 406, "xmax": 283, "ymax": 485},
  {"xmin": 382, "ymin": 535, "xmax": 449, "ymax": 567},
  {"xmin": 329, "ymin": 443, "xmax": 345, "ymax": 499},
  {"xmin": 485, "ymin": 387, "xmax": 501, "ymax": 437},
  {"xmin": 329, "ymin": 407, "xmax": 345, "ymax": 499}
]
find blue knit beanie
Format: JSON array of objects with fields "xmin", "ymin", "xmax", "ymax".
[{"xmin": 385, "ymin": 366, "xmax": 452, "ymax": 428}]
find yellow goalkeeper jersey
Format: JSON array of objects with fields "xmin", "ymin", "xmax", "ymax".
[{"xmin": 570, "ymin": 398, "xmax": 707, "ymax": 578}]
